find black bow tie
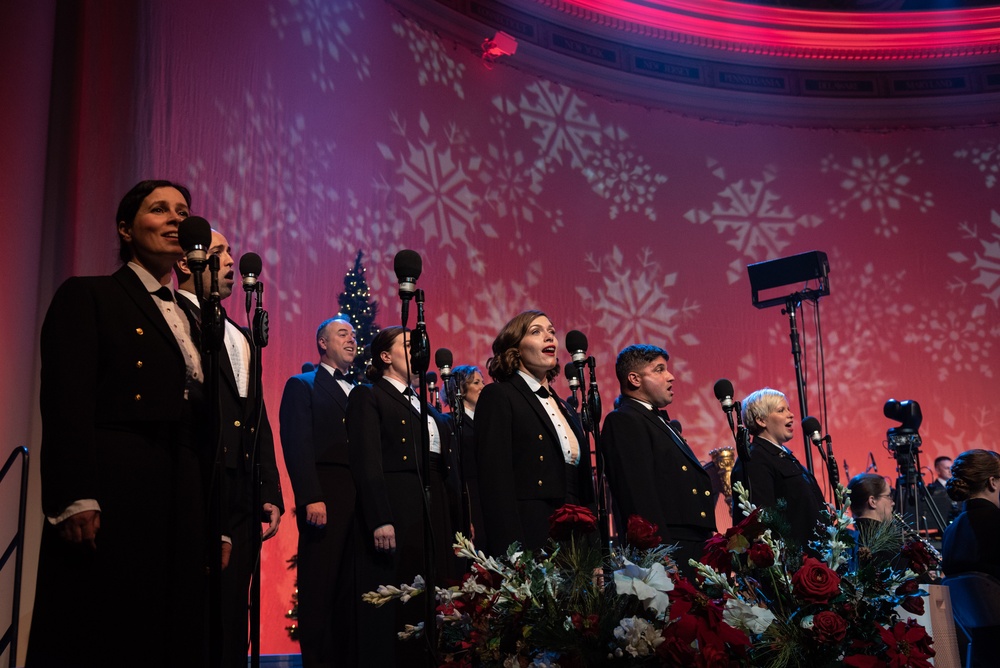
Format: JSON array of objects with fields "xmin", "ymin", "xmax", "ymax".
[
  {"xmin": 152, "ymin": 286, "xmax": 174, "ymax": 302},
  {"xmin": 333, "ymin": 369, "xmax": 347, "ymax": 381},
  {"xmin": 403, "ymin": 387, "xmax": 415, "ymax": 397},
  {"xmin": 535, "ymin": 386, "xmax": 551, "ymax": 399}
]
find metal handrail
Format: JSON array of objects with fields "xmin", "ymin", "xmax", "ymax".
[{"xmin": 0, "ymin": 446, "xmax": 29, "ymax": 667}]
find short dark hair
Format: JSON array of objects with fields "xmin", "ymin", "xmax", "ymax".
[
  {"xmin": 934, "ymin": 455, "xmax": 953, "ymax": 467},
  {"xmin": 615, "ymin": 344, "xmax": 669, "ymax": 392},
  {"xmin": 485, "ymin": 310, "xmax": 559, "ymax": 383},
  {"xmin": 364, "ymin": 326, "xmax": 405, "ymax": 382},
  {"xmin": 848, "ymin": 473, "xmax": 888, "ymax": 517},
  {"xmin": 116, "ymin": 179, "xmax": 192, "ymax": 264},
  {"xmin": 316, "ymin": 314, "xmax": 353, "ymax": 356}
]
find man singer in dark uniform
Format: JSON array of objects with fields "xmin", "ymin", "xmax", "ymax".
[
  {"xmin": 602, "ymin": 344, "xmax": 716, "ymax": 576},
  {"xmin": 174, "ymin": 229, "xmax": 284, "ymax": 667},
  {"xmin": 279, "ymin": 315, "xmax": 358, "ymax": 668}
]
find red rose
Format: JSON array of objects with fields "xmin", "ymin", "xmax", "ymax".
[
  {"xmin": 895, "ymin": 579, "xmax": 919, "ymax": 597},
  {"xmin": 626, "ymin": 514, "xmax": 662, "ymax": 549},
  {"xmin": 747, "ymin": 542, "xmax": 774, "ymax": 568},
  {"xmin": 901, "ymin": 540, "xmax": 937, "ymax": 574},
  {"xmin": 699, "ymin": 534, "xmax": 733, "ymax": 573},
  {"xmin": 548, "ymin": 504, "xmax": 597, "ymax": 541},
  {"xmin": 812, "ymin": 610, "xmax": 847, "ymax": 644},
  {"xmin": 791, "ymin": 557, "xmax": 842, "ymax": 604},
  {"xmin": 901, "ymin": 595, "xmax": 925, "ymax": 616}
]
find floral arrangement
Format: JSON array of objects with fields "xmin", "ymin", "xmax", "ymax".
[{"xmin": 363, "ymin": 484, "xmax": 938, "ymax": 667}]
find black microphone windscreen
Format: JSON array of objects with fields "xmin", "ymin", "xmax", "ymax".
[
  {"xmin": 565, "ymin": 330, "xmax": 588, "ymax": 353},
  {"xmin": 239, "ymin": 252, "xmax": 262, "ymax": 277},
  {"xmin": 713, "ymin": 378, "xmax": 734, "ymax": 401},
  {"xmin": 668, "ymin": 419, "xmax": 683, "ymax": 435},
  {"xmin": 427, "ymin": 371, "xmax": 438, "ymax": 383},
  {"xmin": 178, "ymin": 216, "xmax": 212, "ymax": 252},
  {"xmin": 393, "ymin": 249, "xmax": 422, "ymax": 281},
  {"xmin": 434, "ymin": 348, "xmax": 453, "ymax": 368},
  {"xmin": 564, "ymin": 364, "xmax": 576, "ymax": 379},
  {"xmin": 801, "ymin": 416, "xmax": 822, "ymax": 436}
]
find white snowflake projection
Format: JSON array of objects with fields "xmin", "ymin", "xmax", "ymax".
[
  {"xmin": 820, "ymin": 149, "xmax": 934, "ymax": 238},
  {"xmin": 391, "ymin": 16, "xmax": 466, "ymax": 99},
  {"xmin": 516, "ymin": 81, "xmax": 603, "ymax": 171},
  {"xmin": 377, "ymin": 111, "xmax": 484, "ymax": 278},
  {"xmin": 954, "ymin": 141, "xmax": 1000, "ymax": 189},
  {"xmin": 186, "ymin": 78, "xmax": 338, "ymax": 321},
  {"xmin": 947, "ymin": 210, "xmax": 1000, "ymax": 311},
  {"xmin": 939, "ymin": 404, "xmax": 996, "ymax": 453},
  {"xmin": 442, "ymin": 277, "xmax": 538, "ymax": 354},
  {"xmin": 473, "ymin": 102, "xmax": 565, "ymax": 255},
  {"xmin": 576, "ymin": 246, "xmax": 700, "ymax": 355},
  {"xmin": 903, "ymin": 305, "xmax": 994, "ymax": 381},
  {"xmin": 762, "ymin": 252, "xmax": 914, "ymax": 434},
  {"xmin": 683, "ymin": 161, "xmax": 823, "ymax": 284},
  {"xmin": 268, "ymin": 0, "xmax": 371, "ymax": 93},
  {"xmin": 582, "ymin": 140, "xmax": 668, "ymax": 222}
]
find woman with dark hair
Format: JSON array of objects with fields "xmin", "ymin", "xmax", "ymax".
[
  {"xmin": 942, "ymin": 449, "xmax": 1000, "ymax": 579},
  {"xmin": 730, "ymin": 387, "xmax": 826, "ymax": 552},
  {"xmin": 28, "ymin": 180, "xmax": 210, "ymax": 667},
  {"xmin": 475, "ymin": 310, "xmax": 594, "ymax": 557},
  {"xmin": 347, "ymin": 327, "xmax": 459, "ymax": 665},
  {"xmin": 448, "ymin": 365, "xmax": 486, "ymax": 546}
]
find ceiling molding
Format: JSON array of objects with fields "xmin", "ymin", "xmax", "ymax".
[{"xmin": 388, "ymin": 0, "xmax": 1000, "ymax": 129}]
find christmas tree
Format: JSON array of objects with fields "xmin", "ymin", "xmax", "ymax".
[{"xmin": 337, "ymin": 249, "xmax": 380, "ymax": 381}]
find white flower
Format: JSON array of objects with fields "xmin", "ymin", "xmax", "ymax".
[
  {"xmin": 398, "ymin": 622, "xmax": 423, "ymax": 640},
  {"xmin": 722, "ymin": 598, "xmax": 776, "ymax": 635},
  {"xmin": 800, "ymin": 614, "xmax": 815, "ymax": 630},
  {"xmin": 612, "ymin": 616, "xmax": 665, "ymax": 657},
  {"xmin": 613, "ymin": 558, "xmax": 674, "ymax": 618}
]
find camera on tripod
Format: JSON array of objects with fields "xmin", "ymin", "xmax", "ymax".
[{"xmin": 884, "ymin": 398, "xmax": 922, "ymax": 457}]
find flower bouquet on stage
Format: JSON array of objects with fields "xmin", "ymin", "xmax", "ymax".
[{"xmin": 363, "ymin": 483, "xmax": 937, "ymax": 667}]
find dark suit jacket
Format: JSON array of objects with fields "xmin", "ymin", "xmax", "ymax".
[
  {"xmin": 279, "ymin": 365, "xmax": 352, "ymax": 508},
  {"xmin": 175, "ymin": 295, "xmax": 283, "ymax": 515},
  {"xmin": 475, "ymin": 374, "xmax": 594, "ymax": 556},
  {"xmin": 603, "ymin": 397, "xmax": 716, "ymax": 540},
  {"xmin": 731, "ymin": 436, "xmax": 826, "ymax": 549},
  {"xmin": 942, "ymin": 497, "xmax": 1000, "ymax": 579},
  {"xmin": 40, "ymin": 266, "xmax": 191, "ymax": 515},
  {"xmin": 346, "ymin": 378, "xmax": 458, "ymax": 535}
]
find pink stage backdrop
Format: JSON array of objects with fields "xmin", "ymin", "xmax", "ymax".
[{"xmin": 8, "ymin": 0, "xmax": 1000, "ymax": 655}]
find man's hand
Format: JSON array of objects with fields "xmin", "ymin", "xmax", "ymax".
[
  {"xmin": 261, "ymin": 503, "xmax": 280, "ymax": 541},
  {"xmin": 374, "ymin": 524, "xmax": 396, "ymax": 552},
  {"xmin": 221, "ymin": 541, "xmax": 232, "ymax": 570},
  {"xmin": 58, "ymin": 510, "xmax": 100, "ymax": 550},
  {"xmin": 304, "ymin": 501, "xmax": 326, "ymax": 528}
]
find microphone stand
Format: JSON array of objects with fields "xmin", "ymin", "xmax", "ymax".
[
  {"xmin": 197, "ymin": 254, "xmax": 225, "ymax": 668},
  {"xmin": 733, "ymin": 402, "xmax": 752, "ymax": 504},
  {"xmin": 408, "ymin": 290, "xmax": 437, "ymax": 665},
  {"xmin": 246, "ymin": 279, "xmax": 268, "ymax": 668},
  {"xmin": 442, "ymin": 373, "xmax": 471, "ymax": 540},
  {"xmin": 582, "ymin": 357, "xmax": 610, "ymax": 558},
  {"xmin": 816, "ymin": 434, "xmax": 841, "ymax": 510},
  {"xmin": 782, "ymin": 293, "xmax": 815, "ymax": 476}
]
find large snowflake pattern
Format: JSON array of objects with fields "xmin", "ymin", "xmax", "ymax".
[
  {"xmin": 377, "ymin": 111, "xmax": 484, "ymax": 277},
  {"xmin": 947, "ymin": 210, "xmax": 1000, "ymax": 310},
  {"xmin": 268, "ymin": 0, "xmax": 371, "ymax": 93},
  {"xmin": 954, "ymin": 141, "xmax": 1000, "ymax": 189},
  {"xmin": 576, "ymin": 246, "xmax": 700, "ymax": 355},
  {"xmin": 684, "ymin": 161, "xmax": 823, "ymax": 284},
  {"xmin": 582, "ymin": 134, "xmax": 668, "ymax": 221},
  {"xmin": 940, "ymin": 405, "xmax": 997, "ymax": 453},
  {"xmin": 517, "ymin": 81, "xmax": 603, "ymax": 171},
  {"xmin": 820, "ymin": 149, "xmax": 934, "ymax": 238},
  {"xmin": 903, "ymin": 305, "xmax": 994, "ymax": 381},
  {"xmin": 186, "ymin": 78, "xmax": 338, "ymax": 321},
  {"xmin": 391, "ymin": 17, "xmax": 466, "ymax": 99}
]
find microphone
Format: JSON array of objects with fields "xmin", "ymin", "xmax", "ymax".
[
  {"xmin": 178, "ymin": 216, "xmax": 212, "ymax": 271},
  {"xmin": 393, "ymin": 249, "xmax": 422, "ymax": 327},
  {"xmin": 802, "ymin": 416, "xmax": 824, "ymax": 446},
  {"xmin": 427, "ymin": 371, "xmax": 440, "ymax": 411},
  {"xmin": 239, "ymin": 252, "xmax": 263, "ymax": 312},
  {"xmin": 565, "ymin": 330, "xmax": 589, "ymax": 367},
  {"xmin": 668, "ymin": 419, "xmax": 683, "ymax": 436},
  {"xmin": 713, "ymin": 379, "xmax": 735, "ymax": 413},
  {"xmin": 434, "ymin": 348, "xmax": 453, "ymax": 381},
  {"xmin": 564, "ymin": 363, "xmax": 580, "ymax": 409}
]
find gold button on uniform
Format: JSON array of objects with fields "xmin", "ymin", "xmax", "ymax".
[
  {"xmin": 700, "ymin": 511, "xmax": 707, "ymax": 518},
  {"xmin": 538, "ymin": 434, "xmax": 543, "ymax": 440},
  {"xmin": 691, "ymin": 488, "xmax": 697, "ymax": 495},
  {"xmin": 681, "ymin": 465, "xmax": 688, "ymax": 471},
  {"xmin": 403, "ymin": 455, "xmax": 408, "ymax": 461},
  {"xmin": 136, "ymin": 328, "xmax": 143, "ymax": 335},
  {"xmin": 234, "ymin": 420, "xmax": 241, "ymax": 427},
  {"xmin": 134, "ymin": 394, "xmax": 142, "ymax": 401},
  {"xmin": 401, "ymin": 438, "xmax": 406, "ymax": 443},
  {"xmin": 537, "ymin": 480, "xmax": 543, "ymax": 486},
  {"xmin": 136, "ymin": 361, "xmax": 143, "ymax": 368},
  {"xmin": 401, "ymin": 419, "xmax": 406, "ymax": 425},
  {"xmin": 539, "ymin": 455, "xmax": 544, "ymax": 462},
  {"xmin": 704, "ymin": 490, "xmax": 711, "ymax": 496}
]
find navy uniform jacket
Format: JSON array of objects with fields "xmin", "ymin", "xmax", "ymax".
[
  {"xmin": 603, "ymin": 396, "xmax": 716, "ymax": 540},
  {"xmin": 475, "ymin": 373, "xmax": 594, "ymax": 557}
]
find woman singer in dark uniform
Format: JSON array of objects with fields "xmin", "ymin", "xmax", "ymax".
[
  {"xmin": 475, "ymin": 310, "xmax": 594, "ymax": 557},
  {"xmin": 28, "ymin": 180, "xmax": 210, "ymax": 667},
  {"xmin": 942, "ymin": 448, "xmax": 1000, "ymax": 580},
  {"xmin": 347, "ymin": 327, "xmax": 459, "ymax": 665},
  {"xmin": 448, "ymin": 365, "xmax": 487, "ymax": 548}
]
